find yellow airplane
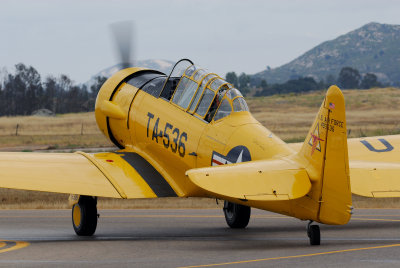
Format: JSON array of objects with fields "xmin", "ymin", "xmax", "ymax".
[{"xmin": 0, "ymin": 58, "xmax": 398, "ymax": 246}]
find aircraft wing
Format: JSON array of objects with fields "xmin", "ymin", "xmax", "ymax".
[
  {"xmin": 186, "ymin": 158, "xmax": 311, "ymax": 201},
  {"xmin": 288, "ymin": 135, "xmax": 400, "ymax": 198},
  {"xmin": 0, "ymin": 151, "xmax": 176, "ymax": 199}
]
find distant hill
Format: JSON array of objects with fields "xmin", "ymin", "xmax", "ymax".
[{"xmin": 253, "ymin": 22, "xmax": 400, "ymax": 86}]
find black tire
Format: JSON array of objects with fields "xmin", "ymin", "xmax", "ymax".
[
  {"xmin": 72, "ymin": 196, "xmax": 98, "ymax": 236},
  {"xmin": 308, "ymin": 225, "xmax": 320, "ymax": 245},
  {"xmin": 223, "ymin": 201, "xmax": 251, "ymax": 228}
]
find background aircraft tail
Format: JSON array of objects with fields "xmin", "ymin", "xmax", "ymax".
[{"xmin": 296, "ymin": 85, "xmax": 352, "ymax": 225}]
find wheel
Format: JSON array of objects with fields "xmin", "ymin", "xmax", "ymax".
[
  {"xmin": 308, "ymin": 225, "xmax": 320, "ymax": 245},
  {"xmin": 223, "ymin": 201, "xmax": 251, "ymax": 228},
  {"xmin": 72, "ymin": 196, "xmax": 98, "ymax": 236}
]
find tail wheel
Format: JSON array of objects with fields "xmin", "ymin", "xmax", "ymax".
[
  {"xmin": 72, "ymin": 196, "xmax": 98, "ymax": 236},
  {"xmin": 307, "ymin": 222, "xmax": 321, "ymax": 245},
  {"xmin": 223, "ymin": 201, "xmax": 251, "ymax": 228}
]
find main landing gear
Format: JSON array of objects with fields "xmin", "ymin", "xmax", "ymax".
[
  {"xmin": 307, "ymin": 221, "xmax": 320, "ymax": 245},
  {"xmin": 223, "ymin": 201, "xmax": 251, "ymax": 228},
  {"xmin": 72, "ymin": 196, "xmax": 98, "ymax": 236}
]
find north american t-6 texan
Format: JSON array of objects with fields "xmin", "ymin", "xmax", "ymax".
[{"xmin": 0, "ymin": 58, "xmax": 398, "ymax": 246}]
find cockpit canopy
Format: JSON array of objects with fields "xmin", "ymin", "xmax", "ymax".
[
  {"xmin": 169, "ymin": 64, "xmax": 249, "ymax": 122},
  {"xmin": 129, "ymin": 59, "xmax": 249, "ymax": 123}
]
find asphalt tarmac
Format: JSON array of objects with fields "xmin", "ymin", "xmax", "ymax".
[{"xmin": 0, "ymin": 208, "xmax": 399, "ymax": 267}]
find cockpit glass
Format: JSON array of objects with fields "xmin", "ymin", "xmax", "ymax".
[
  {"xmin": 141, "ymin": 76, "xmax": 167, "ymax": 97},
  {"xmin": 218, "ymin": 84, "xmax": 229, "ymax": 97},
  {"xmin": 188, "ymin": 74, "xmax": 217, "ymax": 113},
  {"xmin": 169, "ymin": 62, "xmax": 193, "ymax": 79},
  {"xmin": 226, "ymin": 88, "xmax": 242, "ymax": 99},
  {"xmin": 202, "ymin": 73, "xmax": 217, "ymax": 85},
  {"xmin": 189, "ymin": 83, "xmax": 205, "ymax": 112},
  {"xmin": 232, "ymin": 97, "xmax": 249, "ymax": 112},
  {"xmin": 209, "ymin": 79, "xmax": 225, "ymax": 91},
  {"xmin": 156, "ymin": 59, "xmax": 251, "ymax": 122},
  {"xmin": 171, "ymin": 77, "xmax": 189, "ymax": 105},
  {"xmin": 195, "ymin": 89, "xmax": 215, "ymax": 117},
  {"xmin": 193, "ymin": 69, "xmax": 207, "ymax": 81},
  {"xmin": 184, "ymin": 65, "xmax": 197, "ymax": 77},
  {"xmin": 175, "ymin": 79, "xmax": 199, "ymax": 109},
  {"xmin": 127, "ymin": 71, "xmax": 164, "ymax": 89},
  {"xmin": 239, "ymin": 97, "xmax": 249, "ymax": 111},
  {"xmin": 214, "ymin": 98, "xmax": 232, "ymax": 121}
]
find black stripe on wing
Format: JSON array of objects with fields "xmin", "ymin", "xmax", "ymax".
[{"xmin": 116, "ymin": 152, "xmax": 177, "ymax": 197}]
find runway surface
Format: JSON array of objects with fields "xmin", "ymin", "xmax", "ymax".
[{"xmin": 0, "ymin": 208, "xmax": 399, "ymax": 267}]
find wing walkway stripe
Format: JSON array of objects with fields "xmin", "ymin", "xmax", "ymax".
[{"xmin": 117, "ymin": 152, "xmax": 177, "ymax": 197}]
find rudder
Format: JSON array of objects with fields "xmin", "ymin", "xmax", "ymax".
[{"xmin": 297, "ymin": 85, "xmax": 352, "ymax": 225}]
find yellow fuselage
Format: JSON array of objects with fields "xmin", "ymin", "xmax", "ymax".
[{"xmin": 95, "ymin": 68, "xmax": 348, "ymax": 224}]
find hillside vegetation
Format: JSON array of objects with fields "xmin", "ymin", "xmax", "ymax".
[{"xmin": 254, "ymin": 22, "xmax": 400, "ymax": 85}]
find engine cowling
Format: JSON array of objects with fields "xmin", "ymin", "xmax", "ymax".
[{"xmin": 95, "ymin": 67, "xmax": 146, "ymax": 148}]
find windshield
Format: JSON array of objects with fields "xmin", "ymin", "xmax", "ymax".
[{"xmin": 156, "ymin": 59, "xmax": 249, "ymax": 122}]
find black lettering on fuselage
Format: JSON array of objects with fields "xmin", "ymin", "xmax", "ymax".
[{"xmin": 146, "ymin": 112, "xmax": 154, "ymax": 137}]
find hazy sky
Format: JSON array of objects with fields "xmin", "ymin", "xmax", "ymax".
[{"xmin": 1, "ymin": 0, "xmax": 400, "ymax": 83}]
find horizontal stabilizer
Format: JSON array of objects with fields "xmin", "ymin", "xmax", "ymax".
[
  {"xmin": 186, "ymin": 159, "xmax": 311, "ymax": 201},
  {"xmin": 290, "ymin": 135, "xmax": 400, "ymax": 198}
]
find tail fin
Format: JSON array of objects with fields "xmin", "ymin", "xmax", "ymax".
[{"xmin": 297, "ymin": 85, "xmax": 352, "ymax": 225}]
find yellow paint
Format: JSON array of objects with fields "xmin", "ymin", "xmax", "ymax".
[
  {"xmin": 95, "ymin": 67, "xmax": 146, "ymax": 142},
  {"xmin": 0, "ymin": 152, "xmax": 121, "ymax": 198},
  {"xmin": 72, "ymin": 204, "xmax": 81, "ymax": 227},
  {"xmin": 0, "ymin": 240, "xmax": 30, "ymax": 254},
  {"xmin": 179, "ymin": 243, "xmax": 400, "ymax": 268},
  {"xmin": 92, "ymin": 152, "xmax": 157, "ymax": 198},
  {"xmin": 187, "ymin": 158, "xmax": 311, "ymax": 201},
  {"xmin": 76, "ymin": 151, "xmax": 127, "ymax": 199},
  {"xmin": 98, "ymin": 100, "xmax": 126, "ymax": 120},
  {"xmin": 290, "ymin": 133, "xmax": 400, "ymax": 199}
]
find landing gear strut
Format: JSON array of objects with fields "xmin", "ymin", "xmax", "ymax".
[
  {"xmin": 72, "ymin": 196, "xmax": 98, "ymax": 236},
  {"xmin": 223, "ymin": 201, "xmax": 251, "ymax": 228},
  {"xmin": 307, "ymin": 221, "xmax": 320, "ymax": 245}
]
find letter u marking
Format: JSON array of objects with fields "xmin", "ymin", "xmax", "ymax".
[{"xmin": 360, "ymin": 138, "xmax": 394, "ymax": 152}]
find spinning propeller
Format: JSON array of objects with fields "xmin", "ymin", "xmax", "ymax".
[{"xmin": 110, "ymin": 21, "xmax": 135, "ymax": 69}]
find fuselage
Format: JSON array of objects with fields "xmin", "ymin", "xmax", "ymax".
[
  {"xmin": 96, "ymin": 65, "xmax": 295, "ymax": 197},
  {"xmin": 95, "ymin": 64, "xmax": 325, "ymax": 222}
]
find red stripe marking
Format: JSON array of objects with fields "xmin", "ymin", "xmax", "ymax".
[{"xmin": 212, "ymin": 159, "xmax": 223, "ymax": 165}]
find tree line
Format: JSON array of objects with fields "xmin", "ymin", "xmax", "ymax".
[
  {"xmin": 0, "ymin": 63, "xmax": 106, "ymax": 116},
  {"xmin": 226, "ymin": 67, "xmax": 384, "ymax": 97},
  {"xmin": 0, "ymin": 63, "xmax": 386, "ymax": 116}
]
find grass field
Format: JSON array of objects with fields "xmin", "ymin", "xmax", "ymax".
[
  {"xmin": 249, "ymin": 87, "xmax": 400, "ymax": 142},
  {"xmin": 0, "ymin": 87, "xmax": 399, "ymax": 148},
  {"xmin": 0, "ymin": 112, "xmax": 113, "ymax": 150},
  {"xmin": 0, "ymin": 87, "xmax": 400, "ymax": 209}
]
